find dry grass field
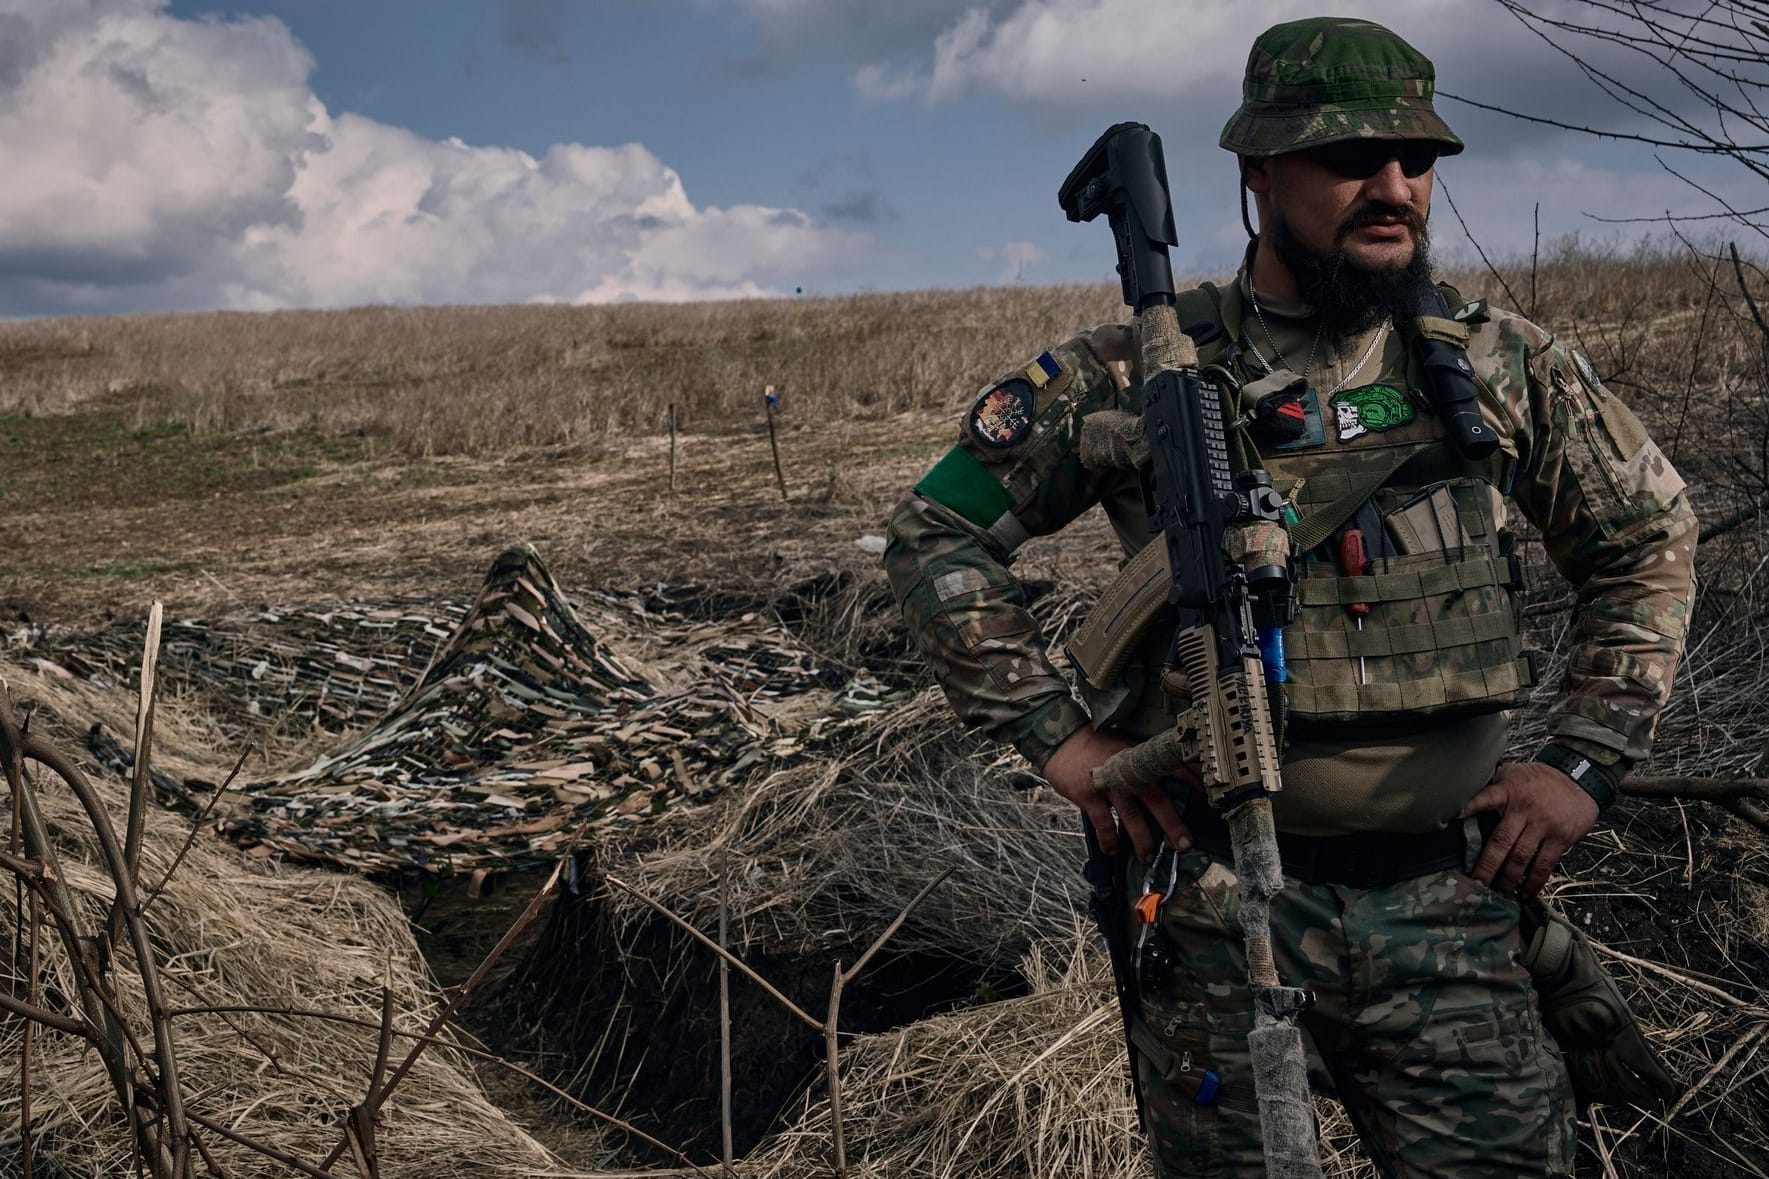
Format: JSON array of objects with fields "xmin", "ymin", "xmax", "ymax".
[{"xmin": 2, "ymin": 240, "xmax": 1767, "ymax": 1178}]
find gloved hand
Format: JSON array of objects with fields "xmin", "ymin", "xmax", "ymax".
[{"xmin": 1520, "ymin": 898, "xmax": 1681, "ymax": 1112}]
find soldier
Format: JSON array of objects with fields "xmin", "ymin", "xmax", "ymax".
[{"xmin": 883, "ymin": 16, "xmax": 1695, "ymax": 1179}]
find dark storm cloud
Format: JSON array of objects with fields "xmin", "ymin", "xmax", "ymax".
[
  {"xmin": 795, "ymin": 153, "xmax": 898, "ymax": 225},
  {"xmin": 719, "ymin": 0, "xmax": 1018, "ymax": 76},
  {"xmin": 1428, "ymin": 4, "xmax": 1728, "ymax": 159},
  {"xmin": 0, "ymin": 14, "xmax": 36, "ymax": 93},
  {"xmin": 498, "ymin": 0, "xmax": 571, "ymax": 67},
  {"xmin": 818, "ymin": 189, "xmax": 898, "ymax": 225}
]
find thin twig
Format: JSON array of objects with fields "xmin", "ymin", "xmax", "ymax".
[
  {"xmin": 167, "ymin": 1004, "xmax": 713, "ymax": 1174},
  {"xmin": 183, "ymin": 1110, "xmax": 342, "ymax": 1179},
  {"xmin": 765, "ymin": 387, "xmax": 788, "ymax": 501},
  {"xmin": 0, "ymin": 847, "xmax": 45, "ymax": 877},
  {"xmin": 1529, "ymin": 202, "xmax": 1541, "ymax": 320},
  {"xmin": 605, "ymin": 872, "xmax": 824, "ymax": 1032},
  {"xmin": 1622, "ymin": 773, "xmax": 1769, "ymax": 833},
  {"xmin": 1733, "ymin": 241, "xmax": 1769, "ymax": 347},
  {"xmin": 0, "ymin": 985, "xmax": 92, "ymax": 1036},
  {"xmin": 827, "ymin": 961, "xmax": 848, "ymax": 1179},
  {"xmin": 124, "ymin": 601, "xmax": 163, "ymax": 892},
  {"xmin": 1588, "ymin": 942, "xmax": 1757, "ymax": 1007},
  {"xmin": 840, "ymin": 866, "xmax": 957, "ymax": 988},
  {"xmin": 1437, "ymin": 178, "xmax": 1527, "ymax": 315},
  {"xmin": 188, "ymin": 1129, "xmax": 236, "ymax": 1179},
  {"xmin": 21, "ymin": 890, "xmax": 40, "ymax": 1179},
  {"xmin": 346, "ymin": 969, "xmax": 396, "ymax": 1179},
  {"xmin": 1665, "ymin": 1020, "xmax": 1769, "ymax": 1121},
  {"xmin": 0, "ymin": 683, "xmax": 146, "ymax": 1167},
  {"xmin": 138, "ymin": 744, "xmax": 253, "ymax": 916},
  {"xmin": 9, "ymin": 706, "xmax": 190, "ymax": 1174},
  {"xmin": 319, "ymin": 845, "xmax": 575, "ymax": 1171},
  {"xmin": 828, "ymin": 866, "xmax": 955, "ymax": 1178}
]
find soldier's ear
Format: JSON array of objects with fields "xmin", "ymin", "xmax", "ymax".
[{"xmin": 1241, "ymin": 156, "xmax": 1273, "ymax": 196}]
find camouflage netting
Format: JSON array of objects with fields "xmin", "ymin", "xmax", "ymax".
[{"xmin": 25, "ymin": 544, "xmax": 880, "ymax": 876}]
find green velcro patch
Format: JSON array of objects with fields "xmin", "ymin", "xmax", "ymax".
[{"xmin": 915, "ymin": 445, "xmax": 1013, "ymax": 529}]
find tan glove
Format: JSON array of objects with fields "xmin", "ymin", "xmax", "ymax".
[{"xmin": 1520, "ymin": 898, "xmax": 1680, "ymax": 1112}]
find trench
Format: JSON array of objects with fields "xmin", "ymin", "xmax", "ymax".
[{"xmin": 421, "ymin": 867, "xmax": 1029, "ymax": 1167}]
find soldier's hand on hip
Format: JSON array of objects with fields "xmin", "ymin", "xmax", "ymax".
[
  {"xmin": 1043, "ymin": 726, "xmax": 1195, "ymax": 862},
  {"xmin": 1461, "ymin": 763, "xmax": 1601, "ymax": 897}
]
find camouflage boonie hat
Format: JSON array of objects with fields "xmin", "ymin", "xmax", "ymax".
[{"xmin": 1220, "ymin": 17, "xmax": 1464, "ymax": 158}]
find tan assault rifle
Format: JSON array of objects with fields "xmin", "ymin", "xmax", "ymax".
[{"xmin": 1059, "ymin": 123, "xmax": 1324, "ymax": 1178}]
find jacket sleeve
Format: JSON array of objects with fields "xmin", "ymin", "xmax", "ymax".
[
  {"xmin": 882, "ymin": 325, "xmax": 1137, "ymax": 771},
  {"xmin": 1479, "ymin": 311, "xmax": 1698, "ymax": 780}
]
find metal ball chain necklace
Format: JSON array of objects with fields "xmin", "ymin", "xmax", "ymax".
[{"xmin": 1248, "ymin": 286, "xmax": 1389, "ymax": 396}]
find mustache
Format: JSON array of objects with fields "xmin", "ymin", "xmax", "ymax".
[{"xmin": 1338, "ymin": 204, "xmax": 1426, "ymax": 240}]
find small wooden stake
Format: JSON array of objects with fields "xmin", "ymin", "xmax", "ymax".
[
  {"xmin": 764, "ymin": 386, "xmax": 787, "ymax": 501},
  {"xmin": 668, "ymin": 403, "xmax": 677, "ymax": 495},
  {"xmin": 719, "ymin": 850, "xmax": 734, "ymax": 1176}
]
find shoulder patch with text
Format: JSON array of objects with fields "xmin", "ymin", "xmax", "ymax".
[{"xmin": 1330, "ymin": 383, "xmax": 1415, "ymax": 443}]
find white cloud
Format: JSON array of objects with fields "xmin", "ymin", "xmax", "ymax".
[
  {"xmin": 0, "ymin": 0, "xmax": 862, "ymax": 314},
  {"xmin": 976, "ymin": 240, "xmax": 1049, "ymax": 282},
  {"xmin": 852, "ymin": 62, "xmax": 926, "ymax": 103}
]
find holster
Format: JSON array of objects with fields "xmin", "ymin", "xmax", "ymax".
[
  {"xmin": 1082, "ymin": 821, "xmax": 1147, "ymax": 1124},
  {"xmin": 1520, "ymin": 897, "xmax": 1681, "ymax": 1112}
]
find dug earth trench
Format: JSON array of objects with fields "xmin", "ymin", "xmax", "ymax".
[{"xmin": 409, "ymin": 873, "xmax": 1028, "ymax": 1167}]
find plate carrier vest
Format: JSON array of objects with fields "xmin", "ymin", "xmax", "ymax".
[{"xmin": 1068, "ymin": 280, "xmax": 1536, "ymax": 736}]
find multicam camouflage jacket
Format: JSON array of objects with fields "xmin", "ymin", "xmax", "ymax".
[{"xmin": 882, "ymin": 278, "xmax": 1697, "ymax": 785}]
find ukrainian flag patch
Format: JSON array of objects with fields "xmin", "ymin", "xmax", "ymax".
[{"xmin": 1025, "ymin": 351, "xmax": 1062, "ymax": 388}]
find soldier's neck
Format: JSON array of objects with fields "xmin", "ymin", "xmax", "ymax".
[{"xmin": 1249, "ymin": 235, "xmax": 1300, "ymax": 303}]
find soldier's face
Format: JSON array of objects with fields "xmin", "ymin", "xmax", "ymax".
[{"xmin": 1249, "ymin": 146, "xmax": 1434, "ymax": 273}]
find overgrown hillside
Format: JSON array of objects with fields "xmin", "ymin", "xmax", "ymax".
[{"xmin": 3, "ymin": 243, "xmax": 1767, "ymax": 1177}]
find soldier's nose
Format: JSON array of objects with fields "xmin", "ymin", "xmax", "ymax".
[{"xmin": 1364, "ymin": 159, "xmax": 1415, "ymax": 204}]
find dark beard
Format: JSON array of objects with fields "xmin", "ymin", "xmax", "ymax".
[{"xmin": 1269, "ymin": 206, "xmax": 1436, "ymax": 337}]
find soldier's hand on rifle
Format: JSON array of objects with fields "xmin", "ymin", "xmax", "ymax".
[
  {"xmin": 1461, "ymin": 762, "xmax": 1601, "ymax": 897},
  {"xmin": 1045, "ymin": 725, "xmax": 1196, "ymax": 862}
]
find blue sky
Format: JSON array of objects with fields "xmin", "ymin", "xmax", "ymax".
[{"xmin": 0, "ymin": 0, "xmax": 1756, "ymax": 315}]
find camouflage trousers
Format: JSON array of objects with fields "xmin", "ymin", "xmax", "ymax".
[{"xmin": 1121, "ymin": 837, "xmax": 1576, "ymax": 1178}]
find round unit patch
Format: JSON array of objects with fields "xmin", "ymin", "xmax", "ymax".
[{"xmin": 969, "ymin": 378, "xmax": 1036, "ymax": 449}]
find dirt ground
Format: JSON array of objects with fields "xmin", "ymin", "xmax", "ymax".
[{"xmin": 1, "ymin": 398, "xmax": 973, "ymax": 629}]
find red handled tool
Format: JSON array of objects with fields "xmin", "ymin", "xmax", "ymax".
[{"xmin": 1338, "ymin": 528, "xmax": 1370, "ymax": 685}]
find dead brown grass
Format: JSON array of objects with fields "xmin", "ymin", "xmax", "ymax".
[
  {"xmin": 0, "ymin": 286, "xmax": 1125, "ymax": 457},
  {"xmin": 0, "ymin": 656, "xmax": 587, "ymax": 1178}
]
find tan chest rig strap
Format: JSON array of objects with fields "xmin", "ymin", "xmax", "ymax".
[{"xmin": 1070, "ymin": 294, "xmax": 1534, "ymax": 730}]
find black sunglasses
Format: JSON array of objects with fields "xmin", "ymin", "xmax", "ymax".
[{"xmin": 1305, "ymin": 140, "xmax": 1440, "ymax": 180}]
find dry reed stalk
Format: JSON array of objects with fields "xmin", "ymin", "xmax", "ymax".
[{"xmin": 826, "ymin": 867, "xmax": 955, "ymax": 1178}]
